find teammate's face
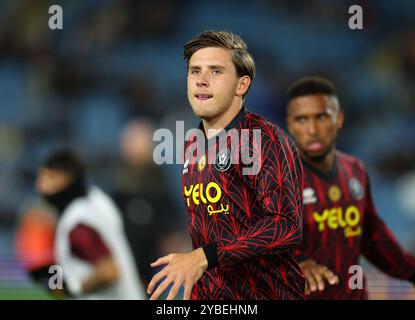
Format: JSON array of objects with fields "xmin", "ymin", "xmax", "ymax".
[
  {"xmin": 187, "ymin": 47, "xmax": 249, "ymax": 121},
  {"xmin": 36, "ymin": 167, "xmax": 71, "ymax": 196},
  {"xmin": 287, "ymin": 94, "xmax": 344, "ymax": 161}
]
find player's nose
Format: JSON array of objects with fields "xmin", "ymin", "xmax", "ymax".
[
  {"xmin": 306, "ymin": 119, "xmax": 318, "ymax": 135},
  {"xmin": 196, "ymin": 72, "xmax": 209, "ymax": 87}
]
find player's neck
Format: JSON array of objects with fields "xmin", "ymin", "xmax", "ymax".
[
  {"xmin": 304, "ymin": 149, "xmax": 336, "ymax": 173},
  {"xmin": 202, "ymin": 103, "xmax": 242, "ymax": 139}
]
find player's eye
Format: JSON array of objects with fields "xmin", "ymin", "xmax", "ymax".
[
  {"xmin": 317, "ymin": 114, "xmax": 329, "ymax": 121},
  {"xmin": 189, "ymin": 69, "xmax": 200, "ymax": 75},
  {"xmin": 212, "ymin": 69, "xmax": 222, "ymax": 75},
  {"xmin": 295, "ymin": 116, "xmax": 307, "ymax": 124}
]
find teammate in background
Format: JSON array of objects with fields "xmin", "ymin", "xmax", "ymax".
[
  {"xmin": 147, "ymin": 30, "xmax": 304, "ymax": 300},
  {"xmin": 35, "ymin": 150, "xmax": 145, "ymax": 299},
  {"xmin": 286, "ymin": 76, "xmax": 415, "ymax": 299}
]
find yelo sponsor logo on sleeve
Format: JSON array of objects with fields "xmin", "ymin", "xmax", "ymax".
[{"xmin": 313, "ymin": 205, "xmax": 361, "ymax": 237}]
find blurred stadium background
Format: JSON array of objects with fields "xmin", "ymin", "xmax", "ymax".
[{"xmin": 1, "ymin": 0, "xmax": 415, "ymax": 299}]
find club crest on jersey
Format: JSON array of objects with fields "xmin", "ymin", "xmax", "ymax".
[
  {"xmin": 214, "ymin": 148, "xmax": 231, "ymax": 172},
  {"xmin": 349, "ymin": 177, "xmax": 364, "ymax": 200},
  {"xmin": 197, "ymin": 155, "xmax": 206, "ymax": 172},
  {"xmin": 303, "ymin": 187, "xmax": 317, "ymax": 204},
  {"xmin": 328, "ymin": 185, "xmax": 342, "ymax": 202}
]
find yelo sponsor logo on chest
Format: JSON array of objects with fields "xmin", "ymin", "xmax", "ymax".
[
  {"xmin": 183, "ymin": 182, "xmax": 229, "ymax": 216},
  {"xmin": 313, "ymin": 205, "xmax": 362, "ymax": 237}
]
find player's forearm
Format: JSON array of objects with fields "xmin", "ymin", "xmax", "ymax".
[
  {"xmin": 363, "ymin": 237, "xmax": 415, "ymax": 282},
  {"xmin": 293, "ymin": 248, "xmax": 311, "ymax": 263},
  {"xmin": 362, "ymin": 211, "xmax": 415, "ymax": 282},
  {"xmin": 202, "ymin": 215, "xmax": 302, "ymax": 269},
  {"xmin": 364, "ymin": 243, "xmax": 415, "ymax": 284},
  {"xmin": 80, "ymin": 257, "xmax": 120, "ymax": 294}
]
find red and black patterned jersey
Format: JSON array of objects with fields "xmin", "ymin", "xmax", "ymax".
[
  {"xmin": 182, "ymin": 107, "xmax": 304, "ymax": 300},
  {"xmin": 296, "ymin": 151, "xmax": 415, "ymax": 299}
]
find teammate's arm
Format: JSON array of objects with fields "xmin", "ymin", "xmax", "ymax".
[
  {"xmin": 60, "ymin": 224, "xmax": 120, "ymax": 297},
  {"xmin": 79, "ymin": 256, "xmax": 119, "ymax": 293},
  {"xmin": 361, "ymin": 172, "xmax": 415, "ymax": 284}
]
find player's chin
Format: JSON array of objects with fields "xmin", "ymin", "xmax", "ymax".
[
  {"xmin": 306, "ymin": 150, "xmax": 330, "ymax": 162},
  {"xmin": 192, "ymin": 105, "xmax": 213, "ymax": 119}
]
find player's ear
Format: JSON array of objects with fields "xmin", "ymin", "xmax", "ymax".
[{"xmin": 236, "ymin": 76, "xmax": 251, "ymax": 97}]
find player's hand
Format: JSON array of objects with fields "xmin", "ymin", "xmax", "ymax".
[
  {"xmin": 299, "ymin": 259, "xmax": 339, "ymax": 295},
  {"xmin": 147, "ymin": 248, "xmax": 208, "ymax": 300}
]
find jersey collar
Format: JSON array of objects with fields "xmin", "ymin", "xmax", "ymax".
[
  {"xmin": 198, "ymin": 106, "xmax": 248, "ymax": 138},
  {"xmin": 301, "ymin": 153, "xmax": 339, "ymax": 181}
]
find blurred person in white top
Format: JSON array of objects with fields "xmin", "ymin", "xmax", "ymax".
[{"xmin": 35, "ymin": 149, "xmax": 145, "ymax": 299}]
